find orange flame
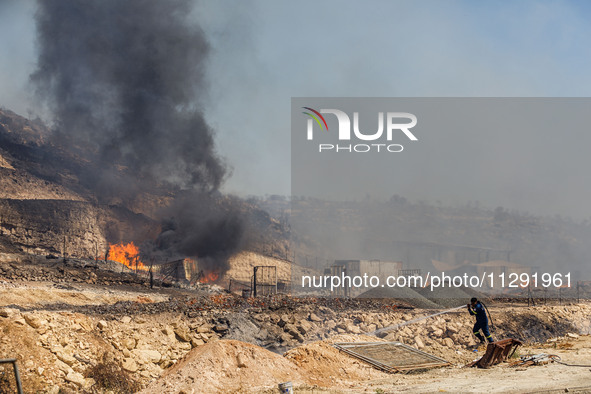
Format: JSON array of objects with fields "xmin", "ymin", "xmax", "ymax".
[
  {"xmin": 200, "ymin": 271, "xmax": 219, "ymax": 284},
  {"xmin": 107, "ymin": 242, "xmax": 148, "ymax": 271}
]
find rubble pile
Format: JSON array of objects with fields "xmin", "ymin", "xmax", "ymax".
[
  {"xmin": 0, "ymin": 256, "xmax": 149, "ymax": 288},
  {"xmin": 357, "ymin": 286, "xmax": 441, "ymax": 309},
  {"xmin": 416, "ymin": 286, "xmax": 475, "ymax": 308},
  {"xmin": 2, "ymin": 284, "xmax": 591, "ymax": 392}
]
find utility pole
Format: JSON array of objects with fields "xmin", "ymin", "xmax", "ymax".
[
  {"xmin": 63, "ymin": 235, "xmax": 68, "ymax": 264},
  {"xmin": 253, "ymin": 266, "xmax": 258, "ymax": 297},
  {"xmin": 94, "ymin": 241, "xmax": 99, "ymax": 268}
]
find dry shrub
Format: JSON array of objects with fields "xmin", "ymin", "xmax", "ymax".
[
  {"xmin": 557, "ymin": 342, "xmax": 574, "ymax": 349},
  {"xmin": 84, "ymin": 353, "xmax": 141, "ymax": 393}
]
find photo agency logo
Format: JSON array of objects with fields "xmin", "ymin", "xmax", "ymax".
[{"xmin": 302, "ymin": 106, "xmax": 418, "ymax": 153}]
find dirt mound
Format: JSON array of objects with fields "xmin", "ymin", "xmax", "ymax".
[
  {"xmin": 459, "ymin": 286, "xmax": 488, "ymax": 300},
  {"xmin": 284, "ymin": 334, "xmax": 390, "ymax": 387},
  {"xmin": 415, "ymin": 286, "xmax": 473, "ymax": 308},
  {"xmin": 141, "ymin": 339, "xmax": 307, "ymax": 394},
  {"xmin": 356, "ymin": 286, "xmax": 440, "ymax": 309}
]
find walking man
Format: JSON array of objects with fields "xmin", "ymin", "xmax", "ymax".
[{"xmin": 468, "ymin": 297, "xmax": 493, "ymax": 345}]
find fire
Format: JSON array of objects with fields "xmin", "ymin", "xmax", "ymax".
[
  {"xmin": 107, "ymin": 242, "xmax": 148, "ymax": 271},
  {"xmin": 199, "ymin": 271, "xmax": 219, "ymax": 284}
]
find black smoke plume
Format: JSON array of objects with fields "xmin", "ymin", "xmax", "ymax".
[
  {"xmin": 32, "ymin": 0, "xmax": 225, "ymax": 194},
  {"xmin": 31, "ymin": 0, "xmax": 244, "ymax": 271},
  {"xmin": 155, "ymin": 192, "xmax": 245, "ymax": 273}
]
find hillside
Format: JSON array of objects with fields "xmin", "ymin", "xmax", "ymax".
[
  {"xmin": 0, "ymin": 109, "xmax": 290, "ymax": 264},
  {"xmin": 285, "ymin": 196, "xmax": 591, "ymax": 279}
]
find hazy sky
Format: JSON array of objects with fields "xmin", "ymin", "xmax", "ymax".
[{"xmin": 2, "ymin": 1, "xmax": 591, "ymax": 218}]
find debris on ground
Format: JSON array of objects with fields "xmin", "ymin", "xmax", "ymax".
[{"xmin": 468, "ymin": 338, "xmax": 522, "ymax": 368}]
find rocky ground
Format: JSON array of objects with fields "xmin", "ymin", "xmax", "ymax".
[{"xmin": 1, "ymin": 254, "xmax": 591, "ymax": 393}]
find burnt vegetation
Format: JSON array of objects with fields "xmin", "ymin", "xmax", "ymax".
[{"xmin": 84, "ymin": 353, "xmax": 142, "ymax": 393}]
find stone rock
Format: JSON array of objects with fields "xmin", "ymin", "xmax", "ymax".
[
  {"xmin": 414, "ymin": 336, "xmax": 425, "ymax": 349},
  {"xmin": 278, "ymin": 314, "xmax": 291, "ymax": 328},
  {"xmin": 175, "ymin": 327, "xmax": 192, "ymax": 342},
  {"xmin": 74, "ymin": 318, "xmax": 92, "ymax": 332},
  {"xmin": 120, "ymin": 316, "xmax": 132, "ymax": 324},
  {"xmin": 0, "ymin": 308, "xmax": 15, "ymax": 318},
  {"xmin": 56, "ymin": 359, "xmax": 73, "ymax": 375},
  {"xmin": 197, "ymin": 324, "xmax": 213, "ymax": 333},
  {"xmin": 297, "ymin": 320, "xmax": 313, "ymax": 335},
  {"xmin": 170, "ymin": 320, "xmax": 181, "ymax": 329},
  {"xmin": 318, "ymin": 306, "xmax": 336, "ymax": 318},
  {"xmin": 121, "ymin": 358, "xmax": 138, "ymax": 373},
  {"xmin": 442, "ymin": 338, "xmax": 454, "ymax": 348},
  {"xmin": 279, "ymin": 333, "xmax": 292, "ymax": 343},
  {"xmin": 24, "ymin": 313, "xmax": 42, "ymax": 329},
  {"xmin": 309, "ymin": 313, "xmax": 322, "ymax": 322},
  {"xmin": 566, "ymin": 333, "xmax": 579, "ymax": 339},
  {"xmin": 432, "ymin": 329, "xmax": 444, "ymax": 337},
  {"xmin": 162, "ymin": 326, "xmax": 176, "ymax": 340},
  {"xmin": 134, "ymin": 349, "xmax": 162, "ymax": 364},
  {"xmin": 415, "ymin": 327, "xmax": 426, "ymax": 336},
  {"xmin": 384, "ymin": 332, "xmax": 397, "ymax": 341},
  {"xmin": 401, "ymin": 326, "xmax": 413, "ymax": 337},
  {"xmin": 213, "ymin": 324, "xmax": 229, "ymax": 333},
  {"xmin": 121, "ymin": 338, "xmax": 136, "ymax": 350},
  {"xmin": 191, "ymin": 338, "xmax": 205, "ymax": 348},
  {"xmin": 65, "ymin": 371, "xmax": 85, "ymax": 387},
  {"xmin": 97, "ymin": 320, "xmax": 108, "ymax": 330},
  {"xmin": 236, "ymin": 353, "xmax": 247, "ymax": 368},
  {"xmin": 325, "ymin": 320, "xmax": 336, "ymax": 330},
  {"xmin": 47, "ymin": 386, "xmax": 60, "ymax": 394},
  {"xmin": 347, "ymin": 324, "xmax": 361, "ymax": 334},
  {"xmin": 447, "ymin": 324, "xmax": 459, "ymax": 334},
  {"xmin": 284, "ymin": 323, "xmax": 302, "ymax": 341},
  {"xmin": 55, "ymin": 351, "xmax": 77, "ymax": 366}
]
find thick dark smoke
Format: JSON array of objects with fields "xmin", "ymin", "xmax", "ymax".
[
  {"xmin": 31, "ymin": 0, "xmax": 244, "ymax": 271},
  {"xmin": 155, "ymin": 192, "xmax": 245, "ymax": 273},
  {"xmin": 32, "ymin": 0, "xmax": 225, "ymax": 194}
]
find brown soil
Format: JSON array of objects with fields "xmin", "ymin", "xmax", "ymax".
[
  {"xmin": 140, "ymin": 339, "xmax": 307, "ymax": 394},
  {"xmin": 2, "ymin": 255, "xmax": 591, "ymax": 393},
  {"xmin": 284, "ymin": 334, "xmax": 391, "ymax": 387}
]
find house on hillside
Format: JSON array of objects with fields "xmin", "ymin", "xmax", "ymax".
[{"xmin": 329, "ymin": 259, "xmax": 403, "ymax": 297}]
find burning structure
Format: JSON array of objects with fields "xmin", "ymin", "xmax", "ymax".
[{"xmin": 0, "ymin": 0, "xmax": 252, "ymax": 278}]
